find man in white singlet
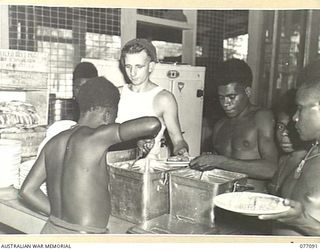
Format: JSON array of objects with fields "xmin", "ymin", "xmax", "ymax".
[{"xmin": 116, "ymin": 38, "xmax": 188, "ymax": 159}]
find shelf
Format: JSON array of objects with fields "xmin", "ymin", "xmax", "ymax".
[
  {"xmin": 0, "ymin": 87, "xmax": 47, "ymax": 91},
  {"xmin": 137, "ymin": 14, "xmax": 192, "ymax": 30}
]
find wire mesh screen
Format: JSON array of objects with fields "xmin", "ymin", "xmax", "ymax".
[
  {"xmin": 196, "ymin": 10, "xmax": 248, "ymax": 95},
  {"xmin": 8, "ymin": 6, "xmax": 121, "ymax": 99},
  {"xmin": 196, "ymin": 10, "xmax": 249, "ymax": 151}
]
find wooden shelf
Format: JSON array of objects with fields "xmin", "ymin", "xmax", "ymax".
[{"xmin": 137, "ymin": 14, "xmax": 192, "ymax": 30}]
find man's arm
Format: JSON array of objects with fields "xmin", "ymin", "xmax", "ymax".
[
  {"xmin": 156, "ymin": 91, "xmax": 189, "ymax": 155},
  {"xmin": 19, "ymin": 150, "xmax": 50, "ymax": 215},
  {"xmin": 118, "ymin": 116, "xmax": 161, "ymax": 142},
  {"xmin": 93, "ymin": 116, "xmax": 161, "ymax": 149},
  {"xmin": 190, "ymin": 110, "xmax": 278, "ymax": 179}
]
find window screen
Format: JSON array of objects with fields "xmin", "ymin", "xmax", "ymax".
[{"xmin": 9, "ymin": 6, "xmax": 121, "ymax": 99}]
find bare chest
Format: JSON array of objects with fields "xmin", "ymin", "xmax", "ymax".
[{"xmin": 213, "ymin": 119, "xmax": 259, "ymax": 157}]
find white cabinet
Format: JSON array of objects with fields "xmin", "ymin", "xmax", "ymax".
[
  {"xmin": 150, "ymin": 64, "xmax": 205, "ymax": 156},
  {"xmin": 82, "ymin": 59, "xmax": 205, "ymax": 156}
]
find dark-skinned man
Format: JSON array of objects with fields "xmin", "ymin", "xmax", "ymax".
[{"xmin": 19, "ymin": 77, "xmax": 161, "ymax": 234}]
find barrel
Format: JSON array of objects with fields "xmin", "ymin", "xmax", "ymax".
[{"xmin": 0, "ymin": 139, "xmax": 22, "ymax": 188}]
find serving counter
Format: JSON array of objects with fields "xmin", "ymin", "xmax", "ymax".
[
  {"xmin": 0, "ymin": 187, "xmax": 134, "ymax": 234},
  {"xmin": 0, "ymin": 187, "xmax": 271, "ymax": 235}
]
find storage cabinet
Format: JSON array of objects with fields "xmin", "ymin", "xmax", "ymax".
[{"xmin": 0, "ymin": 49, "xmax": 49, "ymax": 158}]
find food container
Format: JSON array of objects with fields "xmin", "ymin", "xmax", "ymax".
[
  {"xmin": 169, "ymin": 168, "xmax": 247, "ymax": 227},
  {"xmin": 107, "ymin": 149, "xmax": 173, "ymax": 224}
]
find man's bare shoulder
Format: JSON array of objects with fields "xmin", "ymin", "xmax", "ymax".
[
  {"xmin": 156, "ymin": 88, "xmax": 174, "ymax": 99},
  {"xmin": 254, "ymin": 107, "xmax": 275, "ymax": 124},
  {"xmin": 154, "ymin": 89, "xmax": 176, "ymax": 106}
]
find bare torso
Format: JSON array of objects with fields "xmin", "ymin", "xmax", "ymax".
[
  {"xmin": 44, "ymin": 125, "xmax": 117, "ymax": 229},
  {"xmin": 213, "ymin": 106, "xmax": 261, "ymax": 159},
  {"xmin": 212, "ymin": 105, "xmax": 278, "ymax": 191}
]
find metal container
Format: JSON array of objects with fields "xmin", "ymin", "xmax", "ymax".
[
  {"xmin": 169, "ymin": 168, "xmax": 247, "ymax": 227},
  {"xmin": 107, "ymin": 149, "xmax": 170, "ymax": 224},
  {"xmin": 48, "ymin": 96, "xmax": 74, "ymax": 124}
]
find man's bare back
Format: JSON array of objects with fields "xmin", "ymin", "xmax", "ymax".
[
  {"xmin": 44, "ymin": 124, "xmax": 119, "ymax": 229},
  {"xmin": 19, "ymin": 77, "xmax": 161, "ymax": 234}
]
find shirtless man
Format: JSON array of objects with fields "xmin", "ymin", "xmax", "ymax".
[
  {"xmin": 116, "ymin": 38, "xmax": 188, "ymax": 158},
  {"xmin": 190, "ymin": 59, "xmax": 278, "ymax": 192},
  {"xmin": 37, "ymin": 62, "xmax": 98, "ymax": 155},
  {"xmin": 268, "ymin": 89, "xmax": 308, "ymax": 196},
  {"xmin": 72, "ymin": 61, "xmax": 98, "ymax": 121},
  {"xmin": 259, "ymin": 59, "xmax": 320, "ymax": 236},
  {"xmin": 19, "ymin": 77, "xmax": 161, "ymax": 234}
]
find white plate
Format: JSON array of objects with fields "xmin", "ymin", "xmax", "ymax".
[
  {"xmin": 213, "ymin": 192, "xmax": 290, "ymax": 216},
  {"xmin": 163, "ymin": 160, "xmax": 190, "ymax": 166}
]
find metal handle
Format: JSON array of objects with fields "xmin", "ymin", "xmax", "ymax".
[
  {"xmin": 175, "ymin": 214, "xmax": 196, "ymax": 224},
  {"xmin": 197, "ymin": 89, "xmax": 204, "ymax": 97},
  {"xmin": 232, "ymin": 182, "xmax": 255, "ymax": 192}
]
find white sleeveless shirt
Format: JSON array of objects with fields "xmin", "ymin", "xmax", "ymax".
[{"xmin": 116, "ymin": 84, "xmax": 166, "ymax": 158}]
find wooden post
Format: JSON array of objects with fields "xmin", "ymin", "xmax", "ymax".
[
  {"xmin": 182, "ymin": 10, "xmax": 197, "ymax": 65},
  {"xmin": 304, "ymin": 10, "xmax": 320, "ymax": 66},
  {"xmin": 247, "ymin": 10, "xmax": 265, "ymax": 106},
  {"xmin": 121, "ymin": 9, "xmax": 137, "ymax": 47},
  {"xmin": 0, "ymin": 5, "xmax": 9, "ymax": 49}
]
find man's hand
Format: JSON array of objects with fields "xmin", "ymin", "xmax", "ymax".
[
  {"xmin": 258, "ymin": 199, "xmax": 303, "ymax": 223},
  {"xmin": 189, "ymin": 154, "xmax": 227, "ymax": 171},
  {"xmin": 175, "ymin": 147, "xmax": 189, "ymax": 156},
  {"xmin": 137, "ymin": 139, "xmax": 155, "ymax": 156},
  {"xmin": 172, "ymin": 140, "xmax": 189, "ymax": 156}
]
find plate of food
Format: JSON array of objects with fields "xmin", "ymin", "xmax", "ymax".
[
  {"xmin": 163, "ymin": 155, "xmax": 193, "ymax": 166},
  {"xmin": 213, "ymin": 192, "xmax": 290, "ymax": 216}
]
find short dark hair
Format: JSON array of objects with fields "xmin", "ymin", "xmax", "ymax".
[
  {"xmin": 120, "ymin": 38, "xmax": 157, "ymax": 67},
  {"xmin": 273, "ymin": 88, "xmax": 310, "ymax": 151},
  {"xmin": 77, "ymin": 77, "xmax": 120, "ymax": 115},
  {"xmin": 73, "ymin": 62, "xmax": 98, "ymax": 82},
  {"xmin": 216, "ymin": 58, "xmax": 253, "ymax": 87},
  {"xmin": 273, "ymin": 89, "xmax": 297, "ymax": 119}
]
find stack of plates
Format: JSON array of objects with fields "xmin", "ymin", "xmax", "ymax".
[
  {"xmin": 18, "ymin": 159, "xmax": 47, "ymax": 195},
  {"xmin": 0, "ymin": 139, "xmax": 21, "ymax": 188}
]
